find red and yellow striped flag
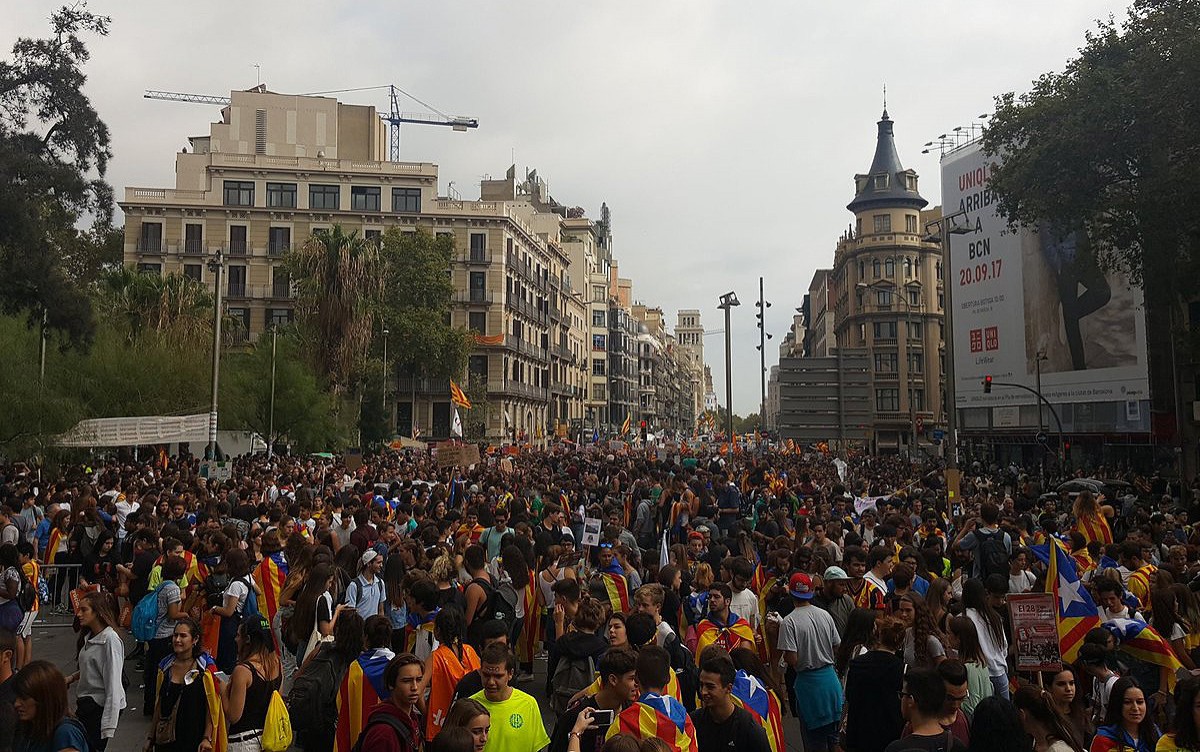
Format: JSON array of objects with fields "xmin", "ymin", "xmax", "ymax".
[
  {"xmin": 43, "ymin": 528, "xmax": 63, "ymax": 564},
  {"xmin": 606, "ymin": 698, "xmax": 697, "ymax": 751},
  {"xmin": 601, "ymin": 572, "xmax": 631, "ymax": 614},
  {"xmin": 516, "ymin": 569, "xmax": 542, "ymax": 665},
  {"xmin": 334, "ymin": 650, "xmax": 392, "ymax": 752},
  {"xmin": 252, "ymin": 553, "xmax": 288, "ymax": 646},
  {"xmin": 695, "ymin": 614, "xmax": 757, "ymax": 662},
  {"xmin": 450, "ymin": 380, "xmax": 472, "ymax": 409},
  {"xmin": 621, "ymin": 414, "xmax": 631, "ymax": 436}
]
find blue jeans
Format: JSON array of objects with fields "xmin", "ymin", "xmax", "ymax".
[{"xmin": 990, "ymin": 672, "xmax": 1010, "ymax": 700}]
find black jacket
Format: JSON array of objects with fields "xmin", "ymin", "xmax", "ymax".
[{"xmin": 845, "ymin": 650, "xmax": 906, "ymax": 752}]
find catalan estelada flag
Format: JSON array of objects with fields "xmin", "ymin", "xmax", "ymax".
[
  {"xmin": 450, "ymin": 380, "xmax": 472, "ymax": 409},
  {"xmin": 1074, "ymin": 513, "xmax": 1113, "ymax": 546},
  {"xmin": 606, "ymin": 693, "xmax": 697, "ymax": 752},
  {"xmin": 621, "ymin": 413, "xmax": 631, "ymax": 436},
  {"xmin": 732, "ymin": 670, "xmax": 784, "ymax": 752},
  {"xmin": 156, "ymin": 652, "xmax": 227, "ymax": 752},
  {"xmin": 406, "ymin": 608, "xmax": 440, "ymax": 656},
  {"xmin": 1102, "ymin": 618, "xmax": 1183, "ymax": 691},
  {"xmin": 601, "ymin": 571, "xmax": 631, "ymax": 614},
  {"xmin": 334, "ymin": 648, "xmax": 394, "ymax": 752},
  {"xmin": 1046, "ymin": 538, "xmax": 1100, "ymax": 663},
  {"xmin": 252, "ymin": 552, "xmax": 288, "ymax": 647},
  {"xmin": 694, "ymin": 613, "xmax": 757, "ymax": 662}
]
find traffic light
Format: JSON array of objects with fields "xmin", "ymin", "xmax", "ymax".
[{"xmin": 983, "ymin": 375, "xmax": 993, "ymax": 393}]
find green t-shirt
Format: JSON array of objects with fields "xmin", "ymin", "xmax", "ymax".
[{"xmin": 470, "ymin": 688, "xmax": 549, "ymax": 752}]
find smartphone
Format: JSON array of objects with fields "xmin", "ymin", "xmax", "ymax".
[{"xmin": 592, "ymin": 709, "xmax": 614, "ymax": 726}]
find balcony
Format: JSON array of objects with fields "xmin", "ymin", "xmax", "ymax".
[
  {"xmin": 267, "ymin": 243, "xmax": 290, "ymax": 257},
  {"xmin": 395, "ymin": 376, "xmax": 451, "ymax": 395},
  {"xmin": 136, "ymin": 238, "xmax": 164, "ymax": 254},
  {"xmin": 227, "ymin": 283, "xmax": 249, "ymax": 299},
  {"xmin": 875, "ymin": 372, "xmax": 900, "ymax": 382},
  {"xmin": 456, "ymin": 289, "xmax": 494, "ymax": 305},
  {"xmin": 463, "ymin": 251, "xmax": 493, "ymax": 265},
  {"xmin": 491, "ymin": 380, "xmax": 550, "ymax": 401},
  {"xmin": 227, "ymin": 240, "xmax": 249, "ymax": 256},
  {"xmin": 268, "ymin": 284, "xmax": 293, "ymax": 301},
  {"xmin": 182, "ymin": 239, "xmax": 204, "ymax": 255}
]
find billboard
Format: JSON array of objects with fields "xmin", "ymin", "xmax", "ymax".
[{"xmin": 940, "ymin": 142, "xmax": 1149, "ymax": 410}]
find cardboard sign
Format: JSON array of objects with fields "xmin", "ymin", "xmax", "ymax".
[
  {"xmin": 199, "ymin": 461, "xmax": 232, "ymax": 482},
  {"xmin": 344, "ymin": 448, "xmax": 363, "ymax": 472},
  {"xmin": 436, "ymin": 443, "xmax": 482, "ymax": 468},
  {"xmin": 581, "ymin": 517, "xmax": 602, "ymax": 547},
  {"xmin": 1008, "ymin": 593, "xmax": 1062, "ymax": 671}
]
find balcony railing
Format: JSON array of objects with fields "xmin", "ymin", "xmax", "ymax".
[
  {"xmin": 269, "ymin": 284, "xmax": 293, "ymax": 300},
  {"xmin": 456, "ymin": 289, "xmax": 494, "ymax": 304},
  {"xmin": 183, "ymin": 239, "xmax": 204, "ymax": 255},
  {"xmin": 227, "ymin": 283, "xmax": 248, "ymax": 298},
  {"xmin": 268, "ymin": 243, "xmax": 290, "ymax": 257},
  {"xmin": 395, "ymin": 376, "xmax": 451, "ymax": 395},
  {"xmin": 137, "ymin": 239, "xmax": 163, "ymax": 253},
  {"xmin": 463, "ymin": 251, "xmax": 493, "ymax": 265},
  {"xmin": 227, "ymin": 240, "xmax": 249, "ymax": 256}
]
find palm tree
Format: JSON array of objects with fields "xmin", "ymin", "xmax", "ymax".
[
  {"xmin": 96, "ymin": 267, "xmax": 213, "ymax": 343},
  {"xmin": 287, "ymin": 225, "xmax": 381, "ymax": 393}
]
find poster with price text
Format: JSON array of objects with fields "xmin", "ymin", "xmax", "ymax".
[
  {"xmin": 1008, "ymin": 593, "xmax": 1061, "ymax": 672},
  {"xmin": 940, "ymin": 142, "xmax": 1148, "ymax": 412}
]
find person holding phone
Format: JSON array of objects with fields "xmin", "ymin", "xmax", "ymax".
[{"xmin": 548, "ymin": 647, "xmax": 638, "ymax": 752}]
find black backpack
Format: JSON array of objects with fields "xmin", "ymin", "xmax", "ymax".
[
  {"xmin": 550, "ymin": 654, "xmax": 595, "ymax": 714},
  {"xmin": 351, "ymin": 713, "xmax": 414, "ymax": 752},
  {"xmin": 286, "ymin": 647, "xmax": 346, "ymax": 735},
  {"xmin": 465, "ymin": 577, "xmax": 517, "ymax": 647},
  {"xmin": 15, "ymin": 567, "xmax": 35, "ymax": 612},
  {"xmin": 974, "ymin": 528, "xmax": 1008, "ymax": 579}
]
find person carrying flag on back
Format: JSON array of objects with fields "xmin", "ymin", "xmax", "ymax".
[
  {"xmin": 606, "ymin": 644, "xmax": 698, "ymax": 751},
  {"xmin": 596, "ymin": 542, "xmax": 631, "ymax": 615},
  {"xmin": 694, "ymin": 583, "xmax": 755, "ymax": 662},
  {"xmin": 334, "ymin": 615, "xmax": 396, "ymax": 752},
  {"xmin": 690, "ymin": 647, "xmax": 771, "ymax": 752}
]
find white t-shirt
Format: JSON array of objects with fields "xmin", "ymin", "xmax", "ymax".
[
  {"xmin": 1092, "ymin": 673, "xmax": 1119, "ymax": 721},
  {"xmin": 730, "ymin": 587, "xmax": 760, "ymax": 629},
  {"xmin": 115, "ymin": 498, "xmax": 139, "ymax": 530},
  {"xmin": 224, "ymin": 578, "xmax": 250, "ymax": 614},
  {"xmin": 1008, "ymin": 570, "xmax": 1036, "ymax": 594},
  {"xmin": 0, "ymin": 524, "xmax": 18, "ymax": 546},
  {"xmin": 966, "ymin": 608, "xmax": 1009, "ymax": 677},
  {"xmin": 0, "ymin": 566, "xmax": 21, "ymax": 605}
]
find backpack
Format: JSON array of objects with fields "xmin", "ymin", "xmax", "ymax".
[
  {"xmin": 350, "ymin": 713, "xmax": 414, "ymax": 752},
  {"xmin": 551, "ymin": 653, "xmax": 595, "ymax": 714},
  {"xmin": 465, "ymin": 577, "xmax": 516, "ymax": 647},
  {"xmin": 239, "ymin": 576, "xmax": 262, "ymax": 622},
  {"xmin": 974, "ymin": 528, "xmax": 1009, "ymax": 579},
  {"xmin": 132, "ymin": 583, "xmax": 168, "ymax": 641},
  {"xmin": 261, "ymin": 688, "xmax": 293, "ymax": 752},
  {"xmin": 347, "ymin": 576, "xmax": 383, "ymax": 612},
  {"xmin": 286, "ymin": 647, "xmax": 344, "ymax": 735},
  {"xmin": 15, "ymin": 569, "xmax": 35, "ymax": 612},
  {"xmin": 204, "ymin": 571, "xmax": 232, "ymax": 608}
]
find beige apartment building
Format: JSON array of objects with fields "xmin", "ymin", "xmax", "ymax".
[
  {"xmin": 829, "ymin": 109, "xmax": 947, "ymax": 455},
  {"xmin": 120, "ymin": 87, "xmax": 589, "ymax": 443}
]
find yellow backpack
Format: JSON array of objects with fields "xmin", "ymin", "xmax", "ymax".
[{"xmin": 261, "ymin": 689, "xmax": 293, "ymax": 752}]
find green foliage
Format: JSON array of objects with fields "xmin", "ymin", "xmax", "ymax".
[
  {"xmin": 982, "ymin": 0, "xmax": 1200, "ymax": 297},
  {"xmin": 0, "ymin": 4, "xmax": 114, "ymax": 346},
  {"xmin": 95, "ymin": 267, "xmax": 214, "ymax": 344},
  {"xmin": 462, "ymin": 379, "xmax": 491, "ymax": 440},
  {"xmin": 221, "ymin": 328, "xmax": 343, "ymax": 453},
  {"xmin": 356, "ymin": 367, "xmax": 390, "ymax": 449},
  {"xmin": 377, "ymin": 226, "xmax": 473, "ymax": 379}
]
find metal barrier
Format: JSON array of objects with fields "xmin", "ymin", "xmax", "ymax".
[{"xmin": 31, "ymin": 563, "xmax": 83, "ymax": 627}]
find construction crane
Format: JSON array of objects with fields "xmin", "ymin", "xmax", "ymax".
[{"xmin": 144, "ymin": 83, "xmax": 478, "ymax": 161}]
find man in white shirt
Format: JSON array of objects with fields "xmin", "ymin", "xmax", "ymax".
[
  {"xmin": 864, "ymin": 546, "xmax": 894, "ymax": 595},
  {"xmin": 1095, "ymin": 578, "xmax": 1144, "ymax": 622},
  {"xmin": 726, "ymin": 557, "xmax": 761, "ymax": 632}
]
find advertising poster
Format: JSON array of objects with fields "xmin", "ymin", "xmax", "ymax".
[
  {"xmin": 940, "ymin": 142, "xmax": 1149, "ymax": 410},
  {"xmin": 1008, "ymin": 593, "xmax": 1062, "ymax": 672}
]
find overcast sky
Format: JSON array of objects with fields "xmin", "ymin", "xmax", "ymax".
[{"xmin": 11, "ymin": 1, "xmax": 1132, "ymax": 415}]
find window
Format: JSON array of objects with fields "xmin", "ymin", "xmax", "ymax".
[
  {"xmin": 874, "ymin": 352, "xmax": 898, "ymax": 372},
  {"xmin": 908, "ymin": 288, "xmax": 920, "ymax": 307},
  {"xmin": 183, "ymin": 264, "xmax": 202, "ymax": 282},
  {"xmin": 858, "ymin": 260, "xmax": 865, "ymax": 279},
  {"xmin": 906, "ymin": 174, "xmax": 918, "ymax": 191},
  {"xmin": 875, "ymin": 288, "xmax": 893, "ymax": 306},
  {"xmin": 136, "ymin": 262, "xmax": 161, "ymax": 275},
  {"xmin": 592, "ymin": 358, "xmax": 606, "ymax": 376},
  {"xmin": 223, "ymin": 180, "xmax": 254, "ymax": 207},
  {"xmin": 872, "ymin": 259, "xmax": 881, "ymax": 278},
  {"xmin": 138, "ymin": 222, "xmax": 162, "ymax": 252},
  {"xmin": 267, "ymin": 308, "xmax": 293, "ymax": 327},
  {"xmin": 938, "ymin": 292, "xmax": 945, "ymax": 310},
  {"xmin": 906, "ymin": 214, "xmax": 918, "ymax": 234},
  {"xmin": 855, "ymin": 218, "xmax": 862, "ymax": 237},
  {"xmin": 873, "ymin": 321, "xmax": 897, "ymax": 339},
  {"xmin": 936, "ymin": 261, "xmax": 943, "ymax": 280},
  {"xmin": 268, "ymin": 227, "xmax": 291, "ymax": 255},
  {"xmin": 903, "ymin": 257, "xmax": 912, "ymax": 278},
  {"xmin": 184, "ymin": 223, "xmax": 203, "ymax": 254},
  {"xmin": 229, "ymin": 225, "xmax": 248, "ymax": 255},
  {"xmin": 364, "ymin": 229, "xmax": 381, "ymax": 245},
  {"xmin": 469, "ymin": 355, "xmax": 488, "ymax": 384},
  {"xmin": 592, "ymin": 309, "xmax": 607, "ymax": 327},
  {"xmin": 309, "ymin": 184, "xmax": 339, "ymax": 210},
  {"xmin": 392, "ymin": 187, "xmax": 421, "ymax": 213},
  {"xmin": 468, "ymin": 311, "xmax": 486, "ymax": 333},
  {"xmin": 272, "ymin": 267, "xmax": 291, "ymax": 298},
  {"xmin": 876, "ymin": 388, "xmax": 900, "ymax": 412},
  {"xmin": 908, "ymin": 352, "xmax": 924, "ymax": 373},
  {"xmin": 228, "ymin": 307, "xmax": 251, "ymax": 330},
  {"xmin": 907, "ymin": 321, "xmax": 923, "ymax": 340},
  {"xmin": 468, "ymin": 271, "xmax": 486, "ymax": 304},
  {"xmin": 873, "ymin": 214, "xmax": 891, "ymax": 233},
  {"xmin": 267, "ymin": 182, "xmax": 296, "ymax": 208},
  {"xmin": 470, "ymin": 233, "xmax": 487, "ymax": 257},
  {"xmin": 873, "ymin": 174, "xmax": 889, "ymax": 190},
  {"xmin": 351, "ymin": 186, "xmax": 381, "ymax": 211},
  {"xmin": 884, "ymin": 258, "xmax": 895, "ymax": 277},
  {"xmin": 855, "ymin": 290, "xmax": 865, "ymax": 308},
  {"xmin": 593, "ymin": 334, "xmax": 607, "ymax": 351},
  {"xmin": 909, "ymin": 388, "xmax": 926, "ymax": 412},
  {"xmin": 227, "ymin": 265, "xmax": 247, "ymax": 297}
]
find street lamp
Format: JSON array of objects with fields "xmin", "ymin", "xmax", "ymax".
[
  {"xmin": 206, "ymin": 249, "xmax": 225, "ymax": 460},
  {"xmin": 858, "ymin": 278, "xmax": 924, "ymax": 459},
  {"xmin": 267, "ymin": 325, "xmax": 277, "ymax": 458},
  {"xmin": 382, "ymin": 328, "xmax": 390, "ymax": 434},
  {"xmin": 923, "ymin": 210, "xmax": 974, "ymax": 470},
  {"xmin": 755, "ymin": 277, "xmax": 772, "ymax": 437},
  {"xmin": 717, "ymin": 291, "xmax": 740, "ymax": 443}
]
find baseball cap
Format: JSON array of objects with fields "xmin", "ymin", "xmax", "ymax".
[
  {"xmin": 361, "ymin": 549, "xmax": 379, "ymax": 566},
  {"xmin": 823, "ymin": 566, "xmax": 850, "ymax": 582},
  {"xmin": 789, "ymin": 572, "xmax": 816, "ymax": 600}
]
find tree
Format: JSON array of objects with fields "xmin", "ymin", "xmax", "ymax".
[
  {"xmin": 462, "ymin": 378, "xmax": 491, "ymax": 440},
  {"xmin": 287, "ymin": 225, "xmax": 381, "ymax": 393},
  {"xmin": 0, "ymin": 4, "xmax": 113, "ymax": 346},
  {"xmin": 377, "ymin": 227, "xmax": 473, "ymax": 380},
  {"xmin": 95, "ymin": 267, "xmax": 214, "ymax": 344}
]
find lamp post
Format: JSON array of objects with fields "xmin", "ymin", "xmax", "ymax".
[
  {"xmin": 206, "ymin": 249, "xmax": 225, "ymax": 460},
  {"xmin": 718, "ymin": 291, "xmax": 740, "ymax": 443},
  {"xmin": 858, "ymin": 278, "xmax": 923, "ymax": 459},
  {"xmin": 382, "ymin": 327, "xmax": 390, "ymax": 434},
  {"xmin": 755, "ymin": 277, "xmax": 772, "ymax": 439},
  {"xmin": 267, "ymin": 325, "xmax": 277, "ymax": 458},
  {"xmin": 923, "ymin": 211, "xmax": 973, "ymax": 470}
]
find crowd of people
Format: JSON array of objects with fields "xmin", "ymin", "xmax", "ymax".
[{"xmin": 0, "ymin": 445, "xmax": 1198, "ymax": 752}]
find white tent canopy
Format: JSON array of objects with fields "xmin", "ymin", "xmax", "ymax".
[{"xmin": 57, "ymin": 413, "xmax": 210, "ymax": 448}]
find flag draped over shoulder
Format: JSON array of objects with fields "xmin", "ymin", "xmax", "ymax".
[
  {"xmin": 517, "ymin": 569, "xmax": 542, "ymax": 665},
  {"xmin": 252, "ymin": 553, "xmax": 288, "ymax": 628},
  {"xmin": 43, "ymin": 528, "xmax": 63, "ymax": 564},
  {"xmin": 156, "ymin": 653, "xmax": 228, "ymax": 752},
  {"xmin": 732, "ymin": 670, "xmax": 784, "ymax": 752},
  {"xmin": 1102, "ymin": 618, "xmax": 1183, "ymax": 690},
  {"xmin": 1075, "ymin": 514, "xmax": 1113, "ymax": 546},
  {"xmin": 695, "ymin": 613, "xmax": 756, "ymax": 663},
  {"xmin": 1046, "ymin": 538, "xmax": 1101, "ymax": 663},
  {"xmin": 601, "ymin": 572, "xmax": 631, "ymax": 614},
  {"xmin": 606, "ymin": 694, "xmax": 697, "ymax": 752},
  {"xmin": 334, "ymin": 650, "xmax": 393, "ymax": 752}
]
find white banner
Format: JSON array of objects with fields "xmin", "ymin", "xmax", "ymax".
[
  {"xmin": 57, "ymin": 413, "xmax": 210, "ymax": 448},
  {"xmin": 940, "ymin": 143, "xmax": 1149, "ymax": 409}
]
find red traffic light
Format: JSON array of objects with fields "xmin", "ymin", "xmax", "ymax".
[
  {"xmin": 640, "ymin": 420, "xmax": 647, "ymax": 429},
  {"xmin": 983, "ymin": 375, "xmax": 993, "ymax": 393}
]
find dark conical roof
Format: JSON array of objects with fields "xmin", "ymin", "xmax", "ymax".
[{"xmin": 846, "ymin": 110, "xmax": 927, "ymax": 214}]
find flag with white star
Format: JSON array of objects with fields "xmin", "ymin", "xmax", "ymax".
[{"xmin": 1046, "ymin": 538, "xmax": 1100, "ymax": 663}]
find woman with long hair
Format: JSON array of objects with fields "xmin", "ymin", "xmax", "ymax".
[
  {"xmin": 1043, "ymin": 666, "xmax": 1094, "ymax": 747},
  {"xmin": 1073, "ymin": 490, "xmax": 1114, "ymax": 547},
  {"xmin": 963, "ymin": 577, "xmax": 1010, "ymax": 699},
  {"xmin": 445, "ymin": 697, "xmax": 490, "ymax": 752},
  {"xmin": 209, "ymin": 547, "xmax": 255, "ymax": 674},
  {"xmin": 1013, "ymin": 682, "xmax": 1086, "ymax": 752},
  {"xmin": 145, "ymin": 617, "xmax": 226, "ymax": 752},
  {"xmin": 422, "ymin": 606, "xmax": 480, "ymax": 740},
  {"xmin": 844, "ymin": 616, "xmax": 906, "ymax": 752},
  {"xmin": 80, "ymin": 530, "xmax": 121, "ymax": 594},
  {"xmin": 970, "ymin": 695, "xmax": 1031, "ymax": 752},
  {"xmin": 926, "ymin": 576, "xmax": 953, "ymax": 640},
  {"xmin": 1159, "ymin": 677, "xmax": 1200, "ymax": 752},
  {"xmin": 836, "ymin": 607, "xmax": 878, "ymax": 679},
  {"xmin": 222, "ymin": 615, "xmax": 282, "ymax": 752},
  {"xmin": 896, "ymin": 592, "xmax": 946, "ymax": 668},
  {"xmin": 946, "ymin": 616, "xmax": 994, "ymax": 715},
  {"xmin": 67, "ymin": 591, "xmax": 126, "ymax": 751},
  {"xmin": 143, "ymin": 554, "xmax": 187, "ymax": 719},
  {"xmin": 14, "ymin": 661, "xmax": 89, "ymax": 752},
  {"xmin": 1151, "ymin": 586, "xmax": 1196, "ymax": 670},
  {"xmin": 289, "ymin": 563, "xmax": 348, "ymax": 668},
  {"xmin": 1092, "ymin": 678, "xmax": 1160, "ymax": 752}
]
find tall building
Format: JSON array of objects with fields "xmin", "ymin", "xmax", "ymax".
[
  {"xmin": 120, "ymin": 87, "xmax": 590, "ymax": 444},
  {"xmin": 675, "ymin": 310, "xmax": 705, "ymax": 421},
  {"xmin": 830, "ymin": 109, "xmax": 947, "ymax": 454}
]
